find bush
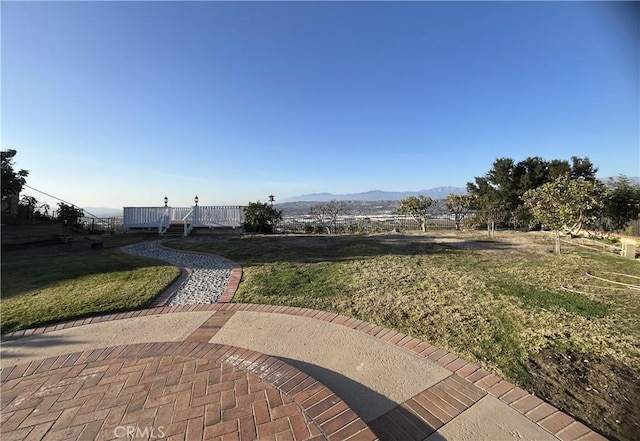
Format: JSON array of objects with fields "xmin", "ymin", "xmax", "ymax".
[
  {"xmin": 243, "ymin": 202, "xmax": 282, "ymax": 234},
  {"xmin": 57, "ymin": 203, "xmax": 84, "ymax": 226}
]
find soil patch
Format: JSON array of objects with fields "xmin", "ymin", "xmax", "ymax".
[{"xmin": 530, "ymin": 349, "xmax": 640, "ymax": 441}]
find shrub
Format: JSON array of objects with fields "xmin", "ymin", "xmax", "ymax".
[
  {"xmin": 57, "ymin": 203, "xmax": 84, "ymax": 226},
  {"xmin": 243, "ymin": 202, "xmax": 282, "ymax": 234}
]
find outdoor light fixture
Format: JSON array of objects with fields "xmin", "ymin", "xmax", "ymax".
[
  {"xmin": 268, "ymin": 195, "xmax": 275, "ymax": 205},
  {"xmin": 194, "ymin": 195, "xmax": 199, "ymax": 206},
  {"xmin": 164, "ymin": 196, "xmax": 168, "ymax": 207}
]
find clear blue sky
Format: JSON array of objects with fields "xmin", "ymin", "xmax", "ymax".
[{"xmin": 2, "ymin": 1, "xmax": 638, "ymax": 209}]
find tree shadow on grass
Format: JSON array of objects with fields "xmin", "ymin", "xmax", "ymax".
[
  {"xmin": 165, "ymin": 233, "xmax": 517, "ymax": 267},
  {"xmin": 1, "ymin": 236, "xmax": 174, "ymax": 299}
]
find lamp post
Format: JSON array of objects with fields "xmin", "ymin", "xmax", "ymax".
[
  {"xmin": 268, "ymin": 195, "xmax": 275, "ymax": 206},
  {"xmin": 164, "ymin": 196, "xmax": 168, "ymax": 207},
  {"xmin": 194, "ymin": 195, "xmax": 199, "ymax": 206}
]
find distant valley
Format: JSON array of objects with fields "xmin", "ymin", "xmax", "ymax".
[
  {"xmin": 81, "ymin": 187, "xmax": 468, "ymax": 218},
  {"xmin": 277, "ymin": 187, "xmax": 467, "ymax": 216},
  {"xmin": 280, "ymin": 186, "xmax": 467, "ymax": 203},
  {"xmin": 82, "ymin": 207, "xmax": 123, "ymax": 217}
]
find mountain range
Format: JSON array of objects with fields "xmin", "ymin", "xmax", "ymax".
[
  {"xmin": 82, "ymin": 178, "xmax": 636, "ymax": 215},
  {"xmin": 280, "ymin": 186, "xmax": 467, "ymax": 202}
]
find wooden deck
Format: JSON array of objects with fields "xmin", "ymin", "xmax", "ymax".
[{"xmin": 123, "ymin": 206, "xmax": 244, "ymax": 236}]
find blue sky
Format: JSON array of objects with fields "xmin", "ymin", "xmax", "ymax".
[{"xmin": 2, "ymin": 1, "xmax": 638, "ymax": 209}]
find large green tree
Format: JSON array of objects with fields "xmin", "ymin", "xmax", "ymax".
[
  {"xmin": 397, "ymin": 195, "xmax": 434, "ymax": 232},
  {"xmin": 523, "ymin": 175, "xmax": 605, "ymax": 253},
  {"xmin": 603, "ymin": 175, "xmax": 640, "ymax": 231},
  {"xmin": 468, "ymin": 156, "xmax": 598, "ymax": 227},
  {"xmin": 1, "ymin": 149, "xmax": 29, "ymax": 198}
]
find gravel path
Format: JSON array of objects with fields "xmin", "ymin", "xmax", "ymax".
[{"xmin": 123, "ymin": 241, "xmax": 232, "ymax": 305}]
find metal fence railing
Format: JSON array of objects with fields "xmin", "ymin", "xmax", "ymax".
[
  {"xmin": 79, "ymin": 217, "xmax": 126, "ymax": 234},
  {"xmin": 73, "ymin": 213, "xmax": 640, "ymax": 237},
  {"xmin": 274, "ymin": 216, "xmax": 459, "ymax": 234}
]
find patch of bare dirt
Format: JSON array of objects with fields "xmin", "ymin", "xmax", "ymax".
[
  {"xmin": 530, "ymin": 349, "xmax": 640, "ymax": 441},
  {"xmin": 402, "ymin": 230, "xmax": 558, "ymax": 254}
]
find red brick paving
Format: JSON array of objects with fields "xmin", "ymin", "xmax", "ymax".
[
  {"xmin": 368, "ymin": 373, "xmax": 490, "ymax": 441},
  {"xmin": 185, "ymin": 311, "xmax": 237, "ymax": 343},
  {"xmin": 1, "ymin": 343, "xmax": 376, "ymax": 441}
]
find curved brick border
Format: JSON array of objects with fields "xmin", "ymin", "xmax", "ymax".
[
  {"xmin": 1, "ymin": 306, "xmax": 607, "ymax": 441},
  {"xmin": 0, "ymin": 342, "xmax": 377, "ymax": 441}
]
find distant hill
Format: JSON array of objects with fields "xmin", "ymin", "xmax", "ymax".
[
  {"xmin": 281, "ymin": 186, "xmax": 466, "ymax": 203},
  {"xmin": 82, "ymin": 207, "xmax": 123, "ymax": 217}
]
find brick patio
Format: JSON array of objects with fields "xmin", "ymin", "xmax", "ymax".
[{"xmin": 1, "ymin": 342, "xmax": 375, "ymax": 441}]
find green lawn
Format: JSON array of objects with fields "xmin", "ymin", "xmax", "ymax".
[
  {"xmin": 1, "ymin": 235, "xmax": 179, "ymax": 333},
  {"xmin": 2, "ymin": 230, "xmax": 638, "ymax": 440},
  {"xmin": 167, "ymin": 231, "xmax": 640, "ymax": 441}
]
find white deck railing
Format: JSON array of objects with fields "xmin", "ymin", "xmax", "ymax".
[
  {"xmin": 123, "ymin": 207, "xmax": 167, "ymax": 227},
  {"xmin": 123, "ymin": 206, "xmax": 245, "ymax": 233},
  {"xmin": 194, "ymin": 206, "xmax": 244, "ymax": 227}
]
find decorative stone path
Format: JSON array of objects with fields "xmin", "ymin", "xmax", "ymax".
[
  {"xmin": 0, "ymin": 242, "xmax": 609, "ymax": 441},
  {"xmin": 121, "ymin": 241, "xmax": 242, "ymax": 306}
]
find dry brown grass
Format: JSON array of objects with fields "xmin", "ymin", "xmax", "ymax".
[{"xmin": 167, "ymin": 230, "xmax": 640, "ymax": 440}]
